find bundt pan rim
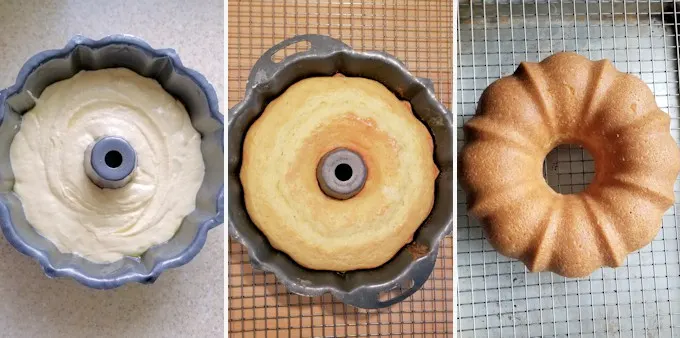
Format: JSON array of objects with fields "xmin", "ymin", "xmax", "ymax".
[
  {"xmin": 0, "ymin": 34, "xmax": 224, "ymax": 289},
  {"xmin": 227, "ymin": 34, "xmax": 453, "ymax": 309}
]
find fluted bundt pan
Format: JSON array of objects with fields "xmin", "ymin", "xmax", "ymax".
[
  {"xmin": 0, "ymin": 35, "xmax": 224, "ymax": 289},
  {"xmin": 228, "ymin": 35, "xmax": 453, "ymax": 309}
]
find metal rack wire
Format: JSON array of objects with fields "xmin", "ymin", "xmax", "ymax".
[
  {"xmin": 458, "ymin": 1, "xmax": 680, "ymax": 337},
  {"xmin": 228, "ymin": 1, "xmax": 454, "ymax": 336}
]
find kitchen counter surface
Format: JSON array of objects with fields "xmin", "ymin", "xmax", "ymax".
[{"xmin": 0, "ymin": 1, "xmax": 224, "ymax": 337}]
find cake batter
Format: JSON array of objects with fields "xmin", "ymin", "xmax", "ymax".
[{"xmin": 9, "ymin": 68, "xmax": 205, "ymax": 263}]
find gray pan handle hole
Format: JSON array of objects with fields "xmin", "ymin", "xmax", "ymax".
[
  {"xmin": 377, "ymin": 279, "xmax": 416, "ymax": 303},
  {"xmin": 271, "ymin": 40, "xmax": 312, "ymax": 63},
  {"xmin": 371, "ymin": 279, "xmax": 422, "ymax": 308},
  {"xmin": 247, "ymin": 34, "xmax": 351, "ymax": 88},
  {"xmin": 337, "ymin": 277, "xmax": 423, "ymax": 309},
  {"xmin": 338, "ymin": 251, "xmax": 437, "ymax": 308}
]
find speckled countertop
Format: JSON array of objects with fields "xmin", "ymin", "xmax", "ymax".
[{"xmin": 0, "ymin": 1, "xmax": 223, "ymax": 337}]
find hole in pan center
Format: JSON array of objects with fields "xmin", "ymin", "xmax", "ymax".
[
  {"xmin": 105, "ymin": 150, "xmax": 123, "ymax": 169},
  {"xmin": 335, "ymin": 163, "xmax": 353, "ymax": 182}
]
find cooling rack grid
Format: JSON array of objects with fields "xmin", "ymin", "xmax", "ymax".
[{"xmin": 458, "ymin": 1, "xmax": 680, "ymax": 337}]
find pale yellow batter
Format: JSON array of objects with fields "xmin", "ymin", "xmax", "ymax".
[{"xmin": 9, "ymin": 68, "xmax": 205, "ymax": 263}]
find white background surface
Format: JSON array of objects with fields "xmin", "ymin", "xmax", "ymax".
[{"xmin": 0, "ymin": 1, "xmax": 224, "ymax": 336}]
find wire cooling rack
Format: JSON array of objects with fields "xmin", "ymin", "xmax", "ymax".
[
  {"xmin": 458, "ymin": 1, "xmax": 680, "ymax": 337},
  {"xmin": 228, "ymin": 1, "xmax": 454, "ymax": 337}
]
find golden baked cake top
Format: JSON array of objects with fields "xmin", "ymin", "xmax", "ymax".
[{"xmin": 241, "ymin": 75, "xmax": 438, "ymax": 271}]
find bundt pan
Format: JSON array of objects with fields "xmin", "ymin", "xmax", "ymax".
[
  {"xmin": 228, "ymin": 34, "xmax": 453, "ymax": 309},
  {"xmin": 0, "ymin": 35, "xmax": 224, "ymax": 289}
]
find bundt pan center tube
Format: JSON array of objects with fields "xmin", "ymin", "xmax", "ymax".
[
  {"xmin": 228, "ymin": 34, "xmax": 453, "ymax": 309},
  {"xmin": 316, "ymin": 148, "xmax": 367, "ymax": 200},
  {"xmin": 85, "ymin": 136, "xmax": 137, "ymax": 189},
  {"xmin": 0, "ymin": 35, "xmax": 224, "ymax": 289}
]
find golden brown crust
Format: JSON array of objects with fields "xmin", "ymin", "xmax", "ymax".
[
  {"xmin": 241, "ymin": 76, "xmax": 438, "ymax": 271},
  {"xmin": 460, "ymin": 52, "xmax": 680, "ymax": 278}
]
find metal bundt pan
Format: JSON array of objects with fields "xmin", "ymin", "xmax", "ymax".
[
  {"xmin": 0, "ymin": 35, "xmax": 224, "ymax": 289},
  {"xmin": 228, "ymin": 35, "xmax": 453, "ymax": 309}
]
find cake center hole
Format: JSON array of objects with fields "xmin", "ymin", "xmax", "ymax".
[
  {"xmin": 335, "ymin": 163, "xmax": 353, "ymax": 182},
  {"xmin": 542, "ymin": 144, "xmax": 595, "ymax": 194},
  {"xmin": 105, "ymin": 150, "xmax": 123, "ymax": 168}
]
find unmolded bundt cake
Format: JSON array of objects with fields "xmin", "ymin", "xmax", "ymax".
[
  {"xmin": 241, "ymin": 75, "xmax": 439, "ymax": 271},
  {"xmin": 460, "ymin": 52, "xmax": 680, "ymax": 278}
]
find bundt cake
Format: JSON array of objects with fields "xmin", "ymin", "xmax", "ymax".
[
  {"xmin": 459, "ymin": 52, "xmax": 680, "ymax": 278},
  {"xmin": 240, "ymin": 75, "xmax": 439, "ymax": 271}
]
